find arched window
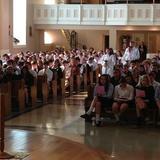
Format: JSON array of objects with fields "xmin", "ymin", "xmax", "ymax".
[{"xmin": 13, "ymin": 0, "xmax": 26, "ymax": 46}]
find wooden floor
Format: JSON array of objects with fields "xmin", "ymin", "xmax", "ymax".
[
  {"xmin": 4, "ymin": 129, "xmax": 107, "ymax": 160},
  {"xmin": 3, "ymin": 93, "xmax": 108, "ymax": 160},
  {"xmin": 3, "ymin": 92, "xmax": 160, "ymax": 160}
]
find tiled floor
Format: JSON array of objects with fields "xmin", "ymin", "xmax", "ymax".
[{"xmin": 5, "ymin": 92, "xmax": 160, "ymax": 160}]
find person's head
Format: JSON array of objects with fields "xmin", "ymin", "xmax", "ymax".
[
  {"xmin": 150, "ymin": 62, "xmax": 158, "ymax": 72},
  {"xmin": 6, "ymin": 66, "xmax": 14, "ymax": 74},
  {"xmin": 54, "ymin": 59, "xmax": 61, "ymax": 68},
  {"xmin": 98, "ymin": 74, "xmax": 111, "ymax": 85},
  {"xmin": 142, "ymin": 59, "xmax": 151, "ymax": 68},
  {"xmin": 108, "ymin": 48, "xmax": 114, "ymax": 55},
  {"xmin": 25, "ymin": 62, "xmax": 32, "ymax": 70},
  {"xmin": 37, "ymin": 60, "xmax": 43, "ymax": 67},
  {"xmin": 21, "ymin": 65, "xmax": 29, "ymax": 75},
  {"xmin": 70, "ymin": 57, "xmax": 76, "ymax": 66},
  {"xmin": 119, "ymin": 76, "xmax": 127, "ymax": 87},
  {"xmin": 75, "ymin": 56, "xmax": 80, "ymax": 65},
  {"xmin": 43, "ymin": 61, "xmax": 49, "ymax": 69},
  {"xmin": 125, "ymin": 75, "xmax": 134, "ymax": 85},
  {"xmin": 130, "ymin": 60, "xmax": 137, "ymax": 70},
  {"xmin": 7, "ymin": 59, "xmax": 14, "ymax": 66},
  {"xmin": 88, "ymin": 57, "xmax": 94, "ymax": 64},
  {"xmin": 138, "ymin": 74, "xmax": 151, "ymax": 87},
  {"xmin": 123, "ymin": 64, "xmax": 129, "ymax": 72},
  {"xmin": 139, "ymin": 65, "xmax": 146, "ymax": 75},
  {"xmin": 129, "ymin": 41, "xmax": 135, "ymax": 47},
  {"xmin": 116, "ymin": 50, "xmax": 122, "ymax": 57},
  {"xmin": 148, "ymin": 71, "xmax": 156, "ymax": 83},
  {"xmin": 113, "ymin": 68, "xmax": 121, "ymax": 78},
  {"xmin": 62, "ymin": 60, "xmax": 69, "ymax": 67},
  {"xmin": 99, "ymin": 74, "xmax": 107, "ymax": 85}
]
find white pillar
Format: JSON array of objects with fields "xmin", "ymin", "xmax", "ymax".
[
  {"xmin": 109, "ymin": 29, "xmax": 117, "ymax": 50},
  {"xmin": 0, "ymin": 0, "xmax": 11, "ymax": 55}
]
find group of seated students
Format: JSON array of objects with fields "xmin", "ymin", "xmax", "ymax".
[
  {"xmin": 81, "ymin": 59, "xmax": 160, "ymax": 127},
  {"xmin": 0, "ymin": 46, "xmax": 160, "ymax": 122}
]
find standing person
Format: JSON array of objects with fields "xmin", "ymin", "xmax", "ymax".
[
  {"xmin": 122, "ymin": 41, "xmax": 140, "ymax": 65},
  {"xmin": 139, "ymin": 41, "xmax": 147, "ymax": 62},
  {"xmin": 101, "ymin": 48, "xmax": 116, "ymax": 77}
]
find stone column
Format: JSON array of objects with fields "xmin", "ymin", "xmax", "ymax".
[
  {"xmin": 0, "ymin": 0, "xmax": 11, "ymax": 55},
  {"xmin": 109, "ymin": 28, "xmax": 117, "ymax": 50}
]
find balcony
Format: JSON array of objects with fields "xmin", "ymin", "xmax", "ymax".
[{"xmin": 33, "ymin": 4, "xmax": 160, "ymax": 26}]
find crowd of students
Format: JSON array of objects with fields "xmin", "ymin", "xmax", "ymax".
[
  {"xmin": 0, "ymin": 42, "xmax": 160, "ymax": 126},
  {"xmin": 80, "ymin": 41, "xmax": 160, "ymax": 127}
]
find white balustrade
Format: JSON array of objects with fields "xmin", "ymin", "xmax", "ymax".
[
  {"xmin": 106, "ymin": 4, "xmax": 128, "ymax": 25},
  {"xmin": 81, "ymin": 5, "xmax": 105, "ymax": 25},
  {"xmin": 58, "ymin": 5, "xmax": 80, "ymax": 24},
  {"xmin": 33, "ymin": 4, "xmax": 160, "ymax": 26}
]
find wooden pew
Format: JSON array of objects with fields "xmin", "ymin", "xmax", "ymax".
[
  {"xmin": 11, "ymin": 80, "xmax": 19, "ymax": 112},
  {"xmin": 76, "ymin": 74, "xmax": 81, "ymax": 93},
  {"xmin": 83, "ymin": 67, "xmax": 88, "ymax": 91},
  {"xmin": 0, "ymin": 82, "xmax": 11, "ymax": 117},
  {"xmin": 89, "ymin": 67, "xmax": 93, "ymax": 85},
  {"xmin": 31, "ymin": 78, "xmax": 37, "ymax": 108},
  {"xmin": 95, "ymin": 68, "xmax": 100, "ymax": 84},
  {"xmin": 61, "ymin": 77, "xmax": 65, "ymax": 97},
  {"xmin": 51, "ymin": 70, "xmax": 66, "ymax": 98},
  {"xmin": 69, "ymin": 75, "xmax": 73, "ymax": 95},
  {"xmin": 42, "ymin": 75, "xmax": 48, "ymax": 104},
  {"xmin": 18, "ymin": 79, "xmax": 25, "ymax": 112},
  {"xmin": 37, "ymin": 75, "xmax": 49, "ymax": 104},
  {"xmin": 37, "ymin": 76, "xmax": 43, "ymax": 101},
  {"xmin": 52, "ymin": 72, "xmax": 57, "ymax": 98}
]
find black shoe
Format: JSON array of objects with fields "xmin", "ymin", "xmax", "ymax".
[
  {"xmin": 137, "ymin": 116, "xmax": 145, "ymax": 126},
  {"xmin": 95, "ymin": 120, "xmax": 102, "ymax": 127},
  {"xmin": 80, "ymin": 114, "xmax": 89, "ymax": 119}
]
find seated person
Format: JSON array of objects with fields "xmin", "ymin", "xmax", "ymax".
[
  {"xmin": 112, "ymin": 77, "xmax": 134, "ymax": 122},
  {"xmin": 149, "ymin": 71, "xmax": 160, "ymax": 121},
  {"xmin": 80, "ymin": 74, "xmax": 114, "ymax": 126},
  {"xmin": 135, "ymin": 74, "xmax": 155, "ymax": 125}
]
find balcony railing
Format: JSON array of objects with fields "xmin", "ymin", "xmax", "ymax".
[{"xmin": 33, "ymin": 4, "xmax": 160, "ymax": 26}]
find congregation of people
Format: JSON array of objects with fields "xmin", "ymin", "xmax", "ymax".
[
  {"xmin": 0, "ymin": 40, "xmax": 160, "ymax": 127},
  {"xmin": 80, "ymin": 41, "xmax": 160, "ymax": 127}
]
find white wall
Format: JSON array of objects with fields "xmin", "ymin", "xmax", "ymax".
[
  {"xmin": 77, "ymin": 30, "xmax": 108, "ymax": 50},
  {"xmin": 41, "ymin": 29, "xmax": 109, "ymax": 51}
]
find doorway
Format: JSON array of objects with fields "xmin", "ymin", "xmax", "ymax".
[{"xmin": 104, "ymin": 35, "xmax": 109, "ymax": 50}]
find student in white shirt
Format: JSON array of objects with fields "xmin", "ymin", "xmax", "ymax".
[
  {"xmin": 38, "ymin": 61, "xmax": 53, "ymax": 83},
  {"xmin": 101, "ymin": 48, "xmax": 116, "ymax": 77},
  {"xmin": 112, "ymin": 76, "xmax": 134, "ymax": 122},
  {"xmin": 122, "ymin": 41, "xmax": 140, "ymax": 65}
]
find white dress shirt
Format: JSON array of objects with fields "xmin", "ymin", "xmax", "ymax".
[
  {"xmin": 114, "ymin": 84, "xmax": 134, "ymax": 101},
  {"xmin": 122, "ymin": 47, "xmax": 140, "ymax": 64},
  {"xmin": 101, "ymin": 54, "xmax": 116, "ymax": 77},
  {"xmin": 38, "ymin": 68, "xmax": 53, "ymax": 82}
]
